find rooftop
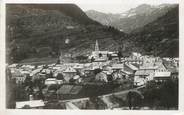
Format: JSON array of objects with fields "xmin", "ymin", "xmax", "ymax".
[
  {"xmin": 125, "ymin": 63, "xmax": 138, "ymax": 70},
  {"xmin": 154, "ymin": 72, "xmax": 171, "ymax": 77},
  {"xmin": 63, "ymin": 67, "xmax": 77, "ymax": 73},
  {"xmin": 111, "ymin": 64, "xmax": 124, "ymax": 69},
  {"xmin": 16, "ymin": 100, "xmax": 45, "ymax": 108},
  {"xmin": 57, "ymin": 85, "xmax": 83, "ymax": 95},
  {"xmin": 135, "ymin": 70, "xmax": 149, "ymax": 76}
]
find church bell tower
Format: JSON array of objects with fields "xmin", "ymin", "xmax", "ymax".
[{"xmin": 95, "ymin": 40, "xmax": 99, "ymax": 51}]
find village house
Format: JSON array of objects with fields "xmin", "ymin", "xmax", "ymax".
[
  {"xmin": 134, "ymin": 61, "xmax": 158, "ymax": 86},
  {"xmin": 134, "ymin": 70, "xmax": 149, "ymax": 86},
  {"xmin": 102, "ymin": 65, "xmax": 113, "ymax": 74},
  {"xmin": 123, "ymin": 52, "xmax": 143, "ymax": 65},
  {"xmin": 21, "ymin": 65, "xmax": 35, "ymax": 71},
  {"xmin": 154, "ymin": 61, "xmax": 167, "ymax": 72},
  {"xmin": 173, "ymin": 58, "xmax": 179, "ymax": 67},
  {"xmin": 45, "ymin": 78, "xmax": 58, "ymax": 85},
  {"xmin": 10, "ymin": 69, "xmax": 28, "ymax": 84},
  {"xmin": 112, "ymin": 70, "xmax": 125, "ymax": 80},
  {"xmin": 16, "ymin": 100, "xmax": 45, "ymax": 109},
  {"xmin": 133, "ymin": 58, "xmax": 170, "ymax": 86},
  {"xmin": 125, "ymin": 60, "xmax": 143, "ymax": 66},
  {"xmin": 85, "ymin": 62, "xmax": 101, "ymax": 70},
  {"xmin": 15, "ymin": 75, "xmax": 27, "ymax": 84},
  {"xmin": 162, "ymin": 59, "xmax": 179, "ymax": 79},
  {"xmin": 120, "ymin": 70, "xmax": 132, "ymax": 79},
  {"xmin": 73, "ymin": 63, "xmax": 85, "ymax": 75},
  {"xmin": 111, "ymin": 63, "xmax": 124, "ymax": 71},
  {"xmin": 63, "ymin": 67, "xmax": 77, "ymax": 82},
  {"xmin": 124, "ymin": 63, "xmax": 138, "ymax": 75},
  {"xmin": 110, "ymin": 52, "xmax": 118, "ymax": 58},
  {"xmin": 73, "ymin": 64, "xmax": 84, "ymax": 70},
  {"xmin": 8, "ymin": 63, "xmax": 18, "ymax": 68},
  {"xmin": 142, "ymin": 66, "xmax": 157, "ymax": 78},
  {"xmin": 132, "ymin": 52, "xmax": 142, "ymax": 57},
  {"xmin": 70, "ymin": 75, "xmax": 82, "ymax": 84},
  {"xmin": 154, "ymin": 71, "xmax": 171, "ymax": 82}
]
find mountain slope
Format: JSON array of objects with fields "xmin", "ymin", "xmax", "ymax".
[
  {"xmin": 129, "ymin": 5, "xmax": 179, "ymax": 57},
  {"xmin": 6, "ymin": 4, "xmax": 127, "ymax": 63},
  {"xmin": 86, "ymin": 4, "xmax": 177, "ymax": 33},
  {"xmin": 85, "ymin": 10, "xmax": 121, "ymax": 25},
  {"xmin": 15, "ymin": 4, "xmax": 100, "ymax": 25}
]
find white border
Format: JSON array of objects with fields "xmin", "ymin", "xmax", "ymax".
[{"xmin": 1, "ymin": 0, "xmax": 184, "ymax": 115}]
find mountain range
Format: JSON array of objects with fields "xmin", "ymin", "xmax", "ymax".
[
  {"xmin": 86, "ymin": 4, "xmax": 177, "ymax": 33},
  {"xmin": 6, "ymin": 4, "xmax": 179, "ymax": 64}
]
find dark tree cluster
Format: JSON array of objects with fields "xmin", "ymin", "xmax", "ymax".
[{"xmin": 142, "ymin": 79, "xmax": 178, "ymax": 109}]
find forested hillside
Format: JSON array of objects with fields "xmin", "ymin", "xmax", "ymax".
[
  {"xmin": 6, "ymin": 4, "xmax": 127, "ymax": 63},
  {"xmin": 129, "ymin": 6, "xmax": 179, "ymax": 57}
]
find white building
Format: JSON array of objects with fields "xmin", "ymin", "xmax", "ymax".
[
  {"xmin": 134, "ymin": 70, "xmax": 149, "ymax": 86},
  {"xmin": 16, "ymin": 100, "xmax": 45, "ymax": 109},
  {"xmin": 45, "ymin": 78, "xmax": 58, "ymax": 85},
  {"xmin": 154, "ymin": 72, "xmax": 171, "ymax": 82}
]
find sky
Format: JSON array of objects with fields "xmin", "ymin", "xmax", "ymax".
[
  {"xmin": 75, "ymin": 0, "xmax": 179, "ymax": 13},
  {"xmin": 5, "ymin": 0, "xmax": 179, "ymax": 13}
]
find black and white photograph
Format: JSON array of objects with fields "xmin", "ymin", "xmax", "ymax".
[{"xmin": 2, "ymin": 0, "xmax": 182, "ymax": 111}]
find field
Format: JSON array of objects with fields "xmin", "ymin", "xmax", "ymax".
[{"xmin": 19, "ymin": 57, "xmax": 58, "ymax": 65}]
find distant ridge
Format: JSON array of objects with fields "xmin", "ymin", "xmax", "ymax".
[{"xmin": 86, "ymin": 4, "xmax": 178, "ymax": 33}]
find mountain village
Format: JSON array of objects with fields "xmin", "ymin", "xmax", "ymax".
[{"xmin": 6, "ymin": 40, "xmax": 179, "ymax": 109}]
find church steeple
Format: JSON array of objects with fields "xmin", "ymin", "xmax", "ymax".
[{"xmin": 95, "ymin": 40, "xmax": 99, "ymax": 51}]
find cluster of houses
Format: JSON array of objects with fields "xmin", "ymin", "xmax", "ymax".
[
  {"xmin": 7, "ymin": 40, "xmax": 179, "ymax": 109},
  {"xmin": 8, "ymin": 50, "xmax": 179, "ymax": 91},
  {"xmin": 8, "ymin": 41, "xmax": 179, "ymax": 87}
]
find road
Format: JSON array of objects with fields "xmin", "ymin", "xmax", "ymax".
[
  {"xmin": 98, "ymin": 85, "xmax": 145, "ymax": 98},
  {"xmin": 57, "ymin": 85, "xmax": 145, "ymax": 103}
]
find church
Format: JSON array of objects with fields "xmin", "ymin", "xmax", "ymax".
[{"xmin": 90, "ymin": 40, "xmax": 112, "ymax": 62}]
